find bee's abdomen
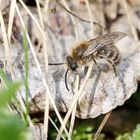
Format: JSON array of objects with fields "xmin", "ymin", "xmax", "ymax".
[
  {"xmin": 97, "ymin": 45, "xmax": 121, "ymax": 64},
  {"xmin": 112, "ymin": 50, "xmax": 121, "ymax": 64}
]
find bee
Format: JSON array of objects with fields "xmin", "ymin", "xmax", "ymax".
[{"xmin": 65, "ymin": 31, "xmax": 126, "ymax": 91}]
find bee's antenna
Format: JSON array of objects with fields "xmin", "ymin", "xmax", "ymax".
[
  {"xmin": 65, "ymin": 68, "xmax": 70, "ymax": 91},
  {"xmin": 49, "ymin": 62, "xmax": 69, "ymax": 90},
  {"xmin": 48, "ymin": 62, "xmax": 64, "ymax": 65}
]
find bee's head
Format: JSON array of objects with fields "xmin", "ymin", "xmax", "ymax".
[{"xmin": 66, "ymin": 56, "xmax": 78, "ymax": 71}]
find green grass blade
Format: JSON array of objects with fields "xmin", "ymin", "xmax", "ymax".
[
  {"xmin": 23, "ymin": 29, "xmax": 29, "ymax": 124},
  {"xmin": 0, "ymin": 81, "xmax": 22, "ymax": 108}
]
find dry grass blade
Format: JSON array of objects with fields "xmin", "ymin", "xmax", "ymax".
[
  {"xmin": 44, "ymin": 0, "xmax": 50, "ymax": 12},
  {"xmin": 18, "ymin": 0, "xmax": 47, "ymax": 42},
  {"xmin": 7, "ymin": 0, "xmax": 16, "ymax": 42},
  {"xmin": 93, "ymin": 111, "xmax": 112, "ymax": 140},
  {"xmin": 49, "ymin": 116, "xmax": 66, "ymax": 140},
  {"xmin": 42, "ymin": 38, "xmax": 49, "ymax": 140},
  {"xmin": 0, "ymin": 11, "xmax": 10, "ymax": 65},
  {"xmin": 56, "ymin": 62, "xmax": 94, "ymax": 140},
  {"xmin": 15, "ymin": 3, "xmax": 69, "ymax": 137},
  {"xmin": 56, "ymin": 1, "xmax": 97, "ymax": 139},
  {"xmin": 1, "ymin": 0, "xmax": 139, "ymax": 139},
  {"xmin": 35, "ymin": 0, "xmax": 44, "ymax": 28},
  {"xmin": 35, "ymin": 0, "xmax": 50, "ymax": 138},
  {"xmin": 56, "ymin": 0, "xmax": 80, "ymax": 139},
  {"xmin": 118, "ymin": 0, "xmax": 139, "ymax": 42},
  {"xmin": 0, "ymin": 5, "xmax": 38, "ymax": 140},
  {"xmin": 85, "ymin": 0, "xmax": 94, "ymax": 38},
  {"xmin": 68, "ymin": 76, "xmax": 79, "ymax": 140}
]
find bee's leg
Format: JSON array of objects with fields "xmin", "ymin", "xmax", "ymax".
[
  {"xmin": 106, "ymin": 59, "xmax": 117, "ymax": 76},
  {"xmin": 84, "ymin": 66, "xmax": 88, "ymax": 75},
  {"xmin": 98, "ymin": 55, "xmax": 117, "ymax": 76},
  {"xmin": 92, "ymin": 58, "xmax": 100, "ymax": 68},
  {"xmin": 93, "ymin": 58, "xmax": 97, "ymax": 65}
]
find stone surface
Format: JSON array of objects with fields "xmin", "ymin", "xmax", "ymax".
[{"xmin": 0, "ymin": 1, "xmax": 140, "ymax": 119}]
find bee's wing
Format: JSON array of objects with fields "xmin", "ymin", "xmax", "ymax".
[{"xmin": 82, "ymin": 32, "xmax": 126, "ymax": 58}]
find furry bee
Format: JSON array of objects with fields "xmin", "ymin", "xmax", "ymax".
[{"xmin": 65, "ymin": 31, "xmax": 126, "ymax": 91}]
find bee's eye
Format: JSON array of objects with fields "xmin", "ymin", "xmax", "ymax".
[
  {"xmin": 70, "ymin": 62, "xmax": 78, "ymax": 71},
  {"xmin": 66, "ymin": 56, "xmax": 78, "ymax": 71}
]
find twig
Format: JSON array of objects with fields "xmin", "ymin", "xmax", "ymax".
[
  {"xmin": 56, "ymin": 0, "xmax": 104, "ymax": 31},
  {"xmin": 60, "ymin": 0, "xmax": 79, "ymax": 40},
  {"xmin": 93, "ymin": 111, "xmax": 112, "ymax": 140}
]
